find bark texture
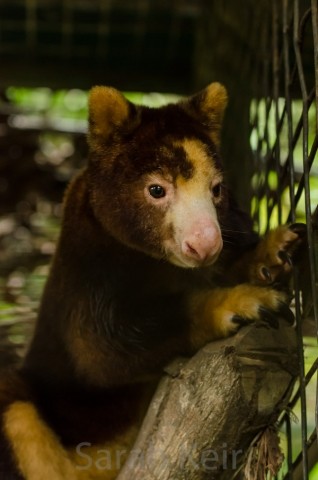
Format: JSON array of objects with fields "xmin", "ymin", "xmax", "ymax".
[{"xmin": 117, "ymin": 319, "xmax": 298, "ymax": 480}]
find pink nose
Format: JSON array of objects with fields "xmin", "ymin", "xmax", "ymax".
[{"xmin": 181, "ymin": 227, "xmax": 222, "ymax": 262}]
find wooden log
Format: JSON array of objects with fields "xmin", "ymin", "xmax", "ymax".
[{"xmin": 117, "ymin": 319, "xmax": 298, "ymax": 480}]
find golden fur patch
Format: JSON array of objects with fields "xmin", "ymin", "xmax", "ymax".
[
  {"xmin": 176, "ymin": 138, "xmax": 222, "ymax": 188},
  {"xmin": 184, "ymin": 82, "xmax": 228, "ymax": 147},
  {"xmin": 3, "ymin": 401, "xmax": 77, "ymax": 480},
  {"xmin": 247, "ymin": 226, "xmax": 300, "ymax": 284},
  {"xmin": 3, "ymin": 401, "xmax": 140, "ymax": 480},
  {"xmin": 67, "ymin": 426, "xmax": 139, "ymax": 480},
  {"xmin": 188, "ymin": 284, "xmax": 285, "ymax": 349},
  {"xmin": 88, "ymin": 86, "xmax": 130, "ymax": 139},
  {"xmin": 197, "ymin": 82, "xmax": 228, "ymax": 146},
  {"xmin": 202, "ymin": 82, "xmax": 228, "ymax": 123},
  {"xmin": 162, "ymin": 139, "xmax": 223, "ymax": 267}
]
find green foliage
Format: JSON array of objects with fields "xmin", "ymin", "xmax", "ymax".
[
  {"xmin": 5, "ymin": 87, "xmax": 180, "ymax": 117},
  {"xmin": 3, "ymin": 87, "xmax": 180, "ymax": 137},
  {"xmin": 6, "ymin": 87, "xmax": 88, "ymax": 119},
  {"xmin": 250, "ymin": 98, "xmax": 317, "ymax": 233},
  {"xmin": 310, "ymin": 462, "xmax": 318, "ymax": 479}
]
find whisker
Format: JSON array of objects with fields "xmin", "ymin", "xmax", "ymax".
[
  {"xmin": 221, "ymin": 239, "xmax": 236, "ymax": 246},
  {"xmin": 221, "ymin": 228, "xmax": 254, "ymax": 235}
]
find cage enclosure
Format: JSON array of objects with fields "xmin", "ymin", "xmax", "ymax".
[{"xmin": 0, "ymin": 1, "xmax": 317, "ymax": 479}]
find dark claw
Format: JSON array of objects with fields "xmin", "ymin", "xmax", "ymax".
[
  {"xmin": 289, "ymin": 223, "xmax": 307, "ymax": 238},
  {"xmin": 258, "ymin": 307, "xmax": 279, "ymax": 329},
  {"xmin": 272, "ymin": 286, "xmax": 293, "ymax": 306},
  {"xmin": 272, "ymin": 281, "xmax": 286, "ymax": 291},
  {"xmin": 231, "ymin": 315, "xmax": 252, "ymax": 327},
  {"xmin": 261, "ymin": 266, "xmax": 272, "ymax": 281},
  {"xmin": 277, "ymin": 302, "xmax": 295, "ymax": 325},
  {"xmin": 278, "ymin": 250, "xmax": 293, "ymax": 266},
  {"xmin": 271, "ymin": 283, "xmax": 293, "ymax": 300}
]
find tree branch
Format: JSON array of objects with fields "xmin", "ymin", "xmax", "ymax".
[{"xmin": 117, "ymin": 319, "xmax": 298, "ymax": 480}]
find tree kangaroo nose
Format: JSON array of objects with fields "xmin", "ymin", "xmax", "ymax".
[{"xmin": 181, "ymin": 225, "xmax": 223, "ymax": 261}]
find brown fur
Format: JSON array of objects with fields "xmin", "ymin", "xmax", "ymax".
[
  {"xmin": 188, "ymin": 284, "xmax": 286, "ymax": 349},
  {"xmin": 0, "ymin": 84, "xmax": 304, "ymax": 480}
]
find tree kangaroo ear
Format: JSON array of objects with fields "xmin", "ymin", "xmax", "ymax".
[
  {"xmin": 182, "ymin": 82, "xmax": 228, "ymax": 147},
  {"xmin": 88, "ymin": 86, "xmax": 139, "ymax": 146}
]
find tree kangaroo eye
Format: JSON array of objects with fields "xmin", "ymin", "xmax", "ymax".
[
  {"xmin": 212, "ymin": 183, "xmax": 222, "ymax": 198},
  {"xmin": 149, "ymin": 185, "xmax": 166, "ymax": 199}
]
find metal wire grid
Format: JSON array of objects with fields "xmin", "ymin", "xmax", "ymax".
[
  {"xmin": 0, "ymin": 0, "xmax": 200, "ymax": 91},
  {"xmin": 0, "ymin": 0, "xmax": 317, "ymax": 476},
  {"xmin": 249, "ymin": 0, "xmax": 318, "ymax": 478},
  {"xmin": 0, "ymin": 0, "xmax": 199, "ymax": 63}
]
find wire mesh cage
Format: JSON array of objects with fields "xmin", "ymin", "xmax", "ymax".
[
  {"xmin": 0, "ymin": 0, "xmax": 317, "ymax": 478},
  {"xmin": 0, "ymin": 0, "xmax": 199, "ymax": 92},
  {"xmin": 249, "ymin": 0, "xmax": 318, "ymax": 478}
]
